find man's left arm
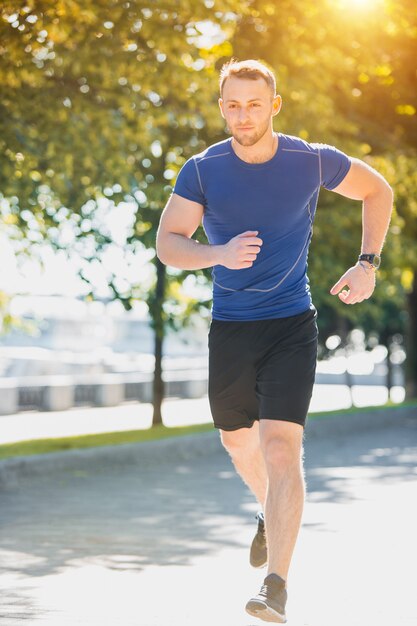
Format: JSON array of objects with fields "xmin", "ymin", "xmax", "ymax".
[{"xmin": 329, "ymin": 157, "xmax": 394, "ymax": 305}]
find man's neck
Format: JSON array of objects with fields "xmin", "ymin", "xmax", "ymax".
[{"xmin": 231, "ymin": 131, "xmax": 278, "ymax": 164}]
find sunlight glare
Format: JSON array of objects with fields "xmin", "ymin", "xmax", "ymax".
[{"xmin": 336, "ymin": 0, "xmax": 381, "ymax": 10}]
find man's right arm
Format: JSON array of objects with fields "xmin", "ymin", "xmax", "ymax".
[{"xmin": 156, "ymin": 193, "xmax": 263, "ymax": 270}]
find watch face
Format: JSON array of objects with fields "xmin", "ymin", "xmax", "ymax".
[{"xmin": 373, "ymin": 255, "xmax": 381, "ymax": 269}]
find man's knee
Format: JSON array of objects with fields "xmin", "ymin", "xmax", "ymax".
[
  {"xmin": 260, "ymin": 422, "xmax": 304, "ymax": 473},
  {"xmin": 263, "ymin": 438, "xmax": 301, "ymax": 470},
  {"xmin": 220, "ymin": 423, "xmax": 259, "ymax": 457}
]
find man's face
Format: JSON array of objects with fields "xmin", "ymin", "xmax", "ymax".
[{"xmin": 219, "ymin": 76, "xmax": 281, "ymax": 147}]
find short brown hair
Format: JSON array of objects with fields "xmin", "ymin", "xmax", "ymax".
[{"xmin": 219, "ymin": 59, "xmax": 276, "ymax": 96}]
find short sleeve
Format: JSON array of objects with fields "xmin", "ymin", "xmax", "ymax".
[
  {"xmin": 318, "ymin": 144, "xmax": 351, "ymax": 190},
  {"xmin": 173, "ymin": 157, "xmax": 206, "ymax": 205}
]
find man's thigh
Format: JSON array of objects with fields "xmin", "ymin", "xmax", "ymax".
[
  {"xmin": 208, "ymin": 320, "xmax": 259, "ymax": 431},
  {"xmin": 256, "ymin": 308, "xmax": 318, "ymax": 427}
]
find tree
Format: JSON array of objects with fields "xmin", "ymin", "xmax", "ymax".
[
  {"xmin": 230, "ymin": 0, "xmax": 417, "ymax": 395},
  {"xmin": 0, "ymin": 0, "xmax": 238, "ymax": 422},
  {"xmin": 2, "ymin": 0, "xmax": 416, "ymax": 422}
]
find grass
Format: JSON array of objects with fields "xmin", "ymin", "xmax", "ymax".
[
  {"xmin": 0, "ymin": 421, "xmax": 214, "ymax": 460},
  {"xmin": 0, "ymin": 400, "xmax": 416, "ymax": 461},
  {"xmin": 308, "ymin": 398, "xmax": 417, "ymax": 419}
]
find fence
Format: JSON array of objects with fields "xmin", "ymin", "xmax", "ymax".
[
  {"xmin": 0, "ymin": 370, "xmax": 209, "ymax": 415},
  {"xmin": 0, "ymin": 367, "xmax": 403, "ymax": 415}
]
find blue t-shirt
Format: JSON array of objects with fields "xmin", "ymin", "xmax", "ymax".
[{"xmin": 174, "ymin": 132, "xmax": 351, "ymax": 321}]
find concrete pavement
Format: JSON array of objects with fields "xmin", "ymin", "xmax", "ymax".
[
  {"xmin": 0, "ymin": 384, "xmax": 402, "ymax": 446},
  {"xmin": 0, "ymin": 413, "xmax": 416, "ymax": 625},
  {"xmin": 0, "ymin": 397, "xmax": 212, "ymax": 446}
]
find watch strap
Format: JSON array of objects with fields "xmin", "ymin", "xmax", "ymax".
[{"xmin": 358, "ymin": 253, "xmax": 381, "ymax": 269}]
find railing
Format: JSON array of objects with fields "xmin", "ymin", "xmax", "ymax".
[
  {"xmin": 0, "ymin": 370, "xmax": 208, "ymax": 415},
  {"xmin": 0, "ymin": 368, "xmax": 401, "ymax": 415}
]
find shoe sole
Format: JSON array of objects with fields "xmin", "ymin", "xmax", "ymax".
[{"xmin": 245, "ymin": 600, "xmax": 286, "ymax": 623}]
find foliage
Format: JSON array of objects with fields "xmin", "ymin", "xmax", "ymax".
[
  {"xmin": 1, "ymin": 0, "xmax": 417, "ymax": 395},
  {"xmin": 231, "ymin": 0, "xmax": 417, "ymax": 364},
  {"xmin": 0, "ymin": 0, "xmax": 237, "ymax": 314}
]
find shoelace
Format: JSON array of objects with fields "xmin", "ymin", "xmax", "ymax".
[
  {"xmin": 258, "ymin": 519, "xmax": 266, "ymax": 539},
  {"xmin": 258, "ymin": 583, "xmax": 269, "ymax": 600}
]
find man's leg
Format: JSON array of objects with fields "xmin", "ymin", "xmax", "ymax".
[
  {"xmin": 259, "ymin": 419, "xmax": 305, "ymax": 581},
  {"xmin": 245, "ymin": 419, "xmax": 304, "ymax": 622},
  {"xmin": 220, "ymin": 421, "xmax": 268, "ymax": 507}
]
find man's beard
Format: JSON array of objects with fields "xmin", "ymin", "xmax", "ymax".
[{"xmin": 230, "ymin": 121, "xmax": 270, "ymax": 147}]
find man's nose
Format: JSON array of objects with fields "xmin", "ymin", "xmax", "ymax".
[{"xmin": 238, "ymin": 107, "xmax": 250, "ymax": 122}]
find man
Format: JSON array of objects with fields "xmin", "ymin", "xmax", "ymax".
[{"xmin": 156, "ymin": 59, "xmax": 393, "ymax": 623}]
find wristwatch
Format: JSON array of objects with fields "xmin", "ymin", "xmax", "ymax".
[{"xmin": 358, "ymin": 253, "xmax": 381, "ymax": 270}]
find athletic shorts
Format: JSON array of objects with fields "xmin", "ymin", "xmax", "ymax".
[{"xmin": 208, "ymin": 307, "xmax": 318, "ymax": 430}]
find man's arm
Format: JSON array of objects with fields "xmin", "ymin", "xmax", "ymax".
[
  {"xmin": 329, "ymin": 158, "xmax": 394, "ymax": 305},
  {"xmin": 156, "ymin": 193, "xmax": 263, "ymax": 270}
]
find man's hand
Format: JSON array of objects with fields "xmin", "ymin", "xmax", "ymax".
[
  {"xmin": 330, "ymin": 263, "xmax": 376, "ymax": 305},
  {"xmin": 219, "ymin": 231, "xmax": 263, "ymax": 269}
]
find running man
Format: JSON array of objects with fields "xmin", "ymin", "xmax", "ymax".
[{"xmin": 156, "ymin": 59, "xmax": 393, "ymax": 623}]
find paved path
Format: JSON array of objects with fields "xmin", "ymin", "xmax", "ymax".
[
  {"xmin": 0, "ymin": 418, "xmax": 416, "ymax": 626},
  {"xmin": 0, "ymin": 385, "xmax": 398, "ymax": 445}
]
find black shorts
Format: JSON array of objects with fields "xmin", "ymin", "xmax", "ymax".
[{"xmin": 208, "ymin": 308, "xmax": 318, "ymax": 430}]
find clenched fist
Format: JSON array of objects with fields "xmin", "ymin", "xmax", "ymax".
[{"xmin": 219, "ymin": 230, "xmax": 263, "ymax": 270}]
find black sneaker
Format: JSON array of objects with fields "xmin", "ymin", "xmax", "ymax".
[
  {"xmin": 245, "ymin": 573, "xmax": 287, "ymax": 623},
  {"xmin": 250, "ymin": 511, "xmax": 267, "ymax": 568}
]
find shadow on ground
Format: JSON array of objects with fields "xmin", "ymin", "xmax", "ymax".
[{"xmin": 0, "ymin": 417, "xmax": 415, "ymax": 583}]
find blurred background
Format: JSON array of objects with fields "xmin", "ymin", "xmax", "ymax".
[{"xmin": 0, "ymin": 0, "xmax": 416, "ymax": 431}]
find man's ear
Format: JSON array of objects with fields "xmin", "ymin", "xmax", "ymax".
[
  {"xmin": 218, "ymin": 97, "xmax": 225, "ymax": 119},
  {"xmin": 272, "ymin": 94, "xmax": 282, "ymax": 117}
]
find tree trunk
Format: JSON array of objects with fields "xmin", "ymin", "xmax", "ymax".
[
  {"xmin": 405, "ymin": 274, "xmax": 417, "ymax": 399},
  {"xmin": 386, "ymin": 338, "xmax": 394, "ymax": 400},
  {"xmin": 152, "ymin": 258, "xmax": 166, "ymax": 426}
]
